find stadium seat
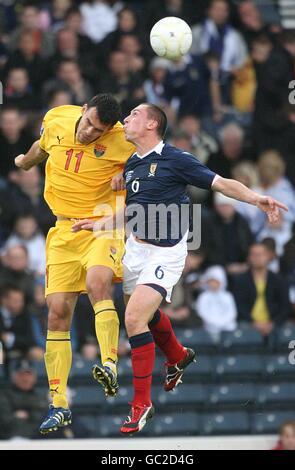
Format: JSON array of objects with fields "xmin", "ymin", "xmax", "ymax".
[
  {"xmin": 251, "ymin": 410, "xmax": 295, "ymax": 434},
  {"xmin": 274, "ymin": 323, "xmax": 295, "ymax": 352},
  {"xmin": 173, "ymin": 327, "xmax": 216, "ymax": 353},
  {"xmin": 187, "ymin": 355, "xmax": 213, "ymax": 379},
  {"xmin": 220, "ymin": 325, "xmax": 264, "ymax": 353},
  {"xmin": 153, "ymin": 412, "xmax": 199, "ymax": 436},
  {"xmin": 71, "ymin": 385, "xmax": 105, "ymax": 407},
  {"xmin": 154, "ymin": 384, "xmax": 207, "ymax": 406},
  {"xmin": 214, "ymin": 355, "xmax": 264, "ymax": 379},
  {"xmin": 208, "ymin": 383, "xmax": 256, "ymax": 406},
  {"xmin": 78, "ymin": 415, "xmax": 98, "ymax": 435},
  {"xmin": 257, "ymin": 383, "xmax": 295, "ymax": 405},
  {"xmin": 70, "ymin": 357, "xmax": 95, "ymax": 380},
  {"xmin": 104, "ymin": 386, "xmax": 134, "ymax": 407},
  {"xmin": 201, "ymin": 412, "xmax": 250, "ymax": 435},
  {"xmin": 264, "ymin": 355, "xmax": 295, "ymax": 378}
]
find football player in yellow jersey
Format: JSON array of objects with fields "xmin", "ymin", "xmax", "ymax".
[{"xmin": 15, "ymin": 94, "xmax": 135, "ymax": 434}]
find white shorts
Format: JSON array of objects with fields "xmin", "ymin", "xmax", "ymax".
[{"xmin": 123, "ymin": 233, "xmax": 188, "ymax": 302}]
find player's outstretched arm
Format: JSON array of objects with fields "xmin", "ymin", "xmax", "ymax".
[
  {"xmin": 212, "ymin": 176, "xmax": 288, "ymax": 224},
  {"xmin": 15, "ymin": 140, "xmax": 49, "ymax": 171}
]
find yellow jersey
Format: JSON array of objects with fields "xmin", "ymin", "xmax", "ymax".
[{"xmin": 39, "ymin": 105, "xmax": 134, "ymax": 218}]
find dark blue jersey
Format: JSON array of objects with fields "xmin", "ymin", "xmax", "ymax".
[{"xmin": 123, "ymin": 143, "xmax": 216, "ymax": 246}]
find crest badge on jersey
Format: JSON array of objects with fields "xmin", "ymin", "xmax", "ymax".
[
  {"xmin": 94, "ymin": 143, "xmax": 107, "ymax": 157},
  {"xmin": 125, "ymin": 170, "xmax": 134, "ymax": 183},
  {"xmin": 148, "ymin": 163, "xmax": 158, "ymax": 177}
]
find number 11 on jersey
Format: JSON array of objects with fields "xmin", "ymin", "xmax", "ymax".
[{"xmin": 65, "ymin": 149, "xmax": 84, "ymax": 173}]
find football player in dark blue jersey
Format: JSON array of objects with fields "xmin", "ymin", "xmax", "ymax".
[{"xmin": 72, "ymin": 103, "xmax": 288, "ymax": 435}]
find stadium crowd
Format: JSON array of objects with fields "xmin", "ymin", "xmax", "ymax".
[{"xmin": 0, "ymin": 0, "xmax": 295, "ymax": 440}]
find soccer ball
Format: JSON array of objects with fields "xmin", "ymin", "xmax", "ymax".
[{"xmin": 150, "ymin": 17, "xmax": 192, "ymax": 61}]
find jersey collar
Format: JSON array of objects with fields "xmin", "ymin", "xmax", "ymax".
[{"xmin": 133, "ymin": 140, "xmax": 165, "ymax": 159}]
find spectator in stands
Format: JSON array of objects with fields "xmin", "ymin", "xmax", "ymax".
[
  {"xmin": 7, "ymin": 3, "xmax": 55, "ymax": 58},
  {"xmin": 0, "ymin": 246, "xmax": 35, "ymax": 303},
  {"xmin": 145, "ymin": 0, "xmax": 204, "ymax": 33},
  {"xmin": 280, "ymin": 226, "xmax": 295, "ymax": 321},
  {"xmin": 30, "ymin": 276, "xmax": 48, "ymax": 351},
  {"xmin": 30, "ymin": 277, "xmax": 79, "ymax": 353},
  {"xmin": 272, "ymin": 421, "xmax": 295, "ymax": 451},
  {"xmin": 9, "ymin": 167, "xmax": 56, "ymax": 236},
  {"xmin": 47, "ymin": 88, "xmax": 73, "ymax": 109},
  {"xmin": 79, "ymin": 0, "xmax": 118, "ymax": 44},
  {"xmin": 5, "ymin": 30, "xmax": 47, "ymax": 94},
  {"xmin": 232, "ymin": 161, "xmax": 261, "ymax": 234},
  {"xmin": 196, "ymin": 265, "xmax": 237, "ymax": 340},
  {"xmin": 3, "ymin": 214, "xmax": 46, "ymax": 275},
  {"xmin": 49, "ymin": 28, "xmax": 98, "ymax": 87},
  {"xmin": 143, "ymin": 57, "xmax": 170, "ymax": 104},
  {"xmin": 143, "ymin": 57, "xmax": 176, "ymax": 125},
  {"xmin": 0, "ymin": 183, "xmax": 16, "ymax": 247},
  {"xmin": 45, "ymin": 0, "xmax": 73, "ymax": 32},
  {"xmin": 164, "ymin": 303, "xmax": 200, "ymax": 328},
  {"xmin": 254, "ymin": 151, "xmax": 295, "ymax": 251},
  {"xmin": 163, "ymin": 53, "xmax": 217, "ymax": 118},
  {"xmin": 0, "ymin": 360, "xmax": 48, "ymax": 439},
  {"xmin": 261, "ymin": 237, "xmax": 280, "ymax": 273},
  {"xmin": 4, "ymin": 67, "xmax": 36, "ymax": 111},
  {"xmin": 232, "ymin": 243, "xmax": 289, "ymax": 336},
  {"xmin": 43, "ymin": 59, "xmax": 93, "ymax": 106},
  {"xmin": 170, "ymin": 129, "xmax": 193, "ymax": 153},
  {"xmin": 251, "ymin": 34, "xmax": 293, "ymax": 153},
  {"xmin": 117, "ymin": 34, "xmax": 146, "ymax": 76},
  {"xmin": 238, "ymin": 0, "xmax": 277, "ymax": 48},
  {"xmin": 0, "ymin": 285, "xmax": 42, "ymax": 361},
  {"xmin": 64, "ymin": 7, "xmax": 96, "ymax": 54},
  {"xmin": 171, "ymin": 249, "xmax": 207, "ymax": 309},
  {"xmin": 191, "ymin": 0, "xmax": 248, "ymax": 73},
  {"xmin": 102, "ymin": 7, "xmax": 144, "ymax": 58},
  {"xmin": 99, "ymin": 50, "xmax": 146, "ymax": 117},
  {"xmin": 178, "ymin": 114, "xmax": 218, "ymax": 163},
  {"xmin": 0, "ymin": 107, "xmax": 34, "ymax": 179},
  {"xmin": 206, "ymin": 192, "xmax": 253, "ymax": 274},
  {"xmin": 206, "ymin": 123, "xmax": 247, "ymax": 179}
]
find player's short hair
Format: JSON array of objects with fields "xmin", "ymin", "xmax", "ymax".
[
  {"xmin": 87, "ymin": 94, "xmax": 121, "ymax": 126},
  {"xmin": 145, "ymin": 104, "xmax": 167, "ymax": 138}
]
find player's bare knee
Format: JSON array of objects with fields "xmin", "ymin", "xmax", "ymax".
[
  {"xmin": 87, "ymin": 278, "xmax": 111, "ymax": 302},
  {"xmin": 47, "ymin": 300, "xmax": 72, "ymax": 330},
  {"xmin": 125, "ymin": 310, "xmax": 144, "ymax": 336}
]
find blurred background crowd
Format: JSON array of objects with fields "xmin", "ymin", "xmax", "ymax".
[{"xmin": 0, "ymin": 0, "xmax": 295, "ymax": 442}]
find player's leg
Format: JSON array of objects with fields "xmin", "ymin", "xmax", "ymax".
[
  {"xmin": 124, "ymin": 297, "xmax": 196, "ymax": 392},
  {"xmin": 121, "ymin": 285, "xmax": 162, "ymax": 434},
  {"xmin": 86, "ymin": 265, "xmax": 120, "ymax": 396},
  {"xmin": 40, "ymin": 291, "xmax": 78, "ymax": 434},
  {"xmin": 148, "ymin": 308, "xmax": 196, "ymax": 391}
]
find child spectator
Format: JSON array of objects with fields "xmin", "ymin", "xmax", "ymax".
[{"xmin": 196, "ymin": 265, "xmax": 237, "ymax": 340}]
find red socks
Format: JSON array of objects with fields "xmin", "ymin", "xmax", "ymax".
[
  {"xmin": 148, "ymin": 309, "xmax": 186, "ymax": 365},
  {"xmin": 129, "ymin": 332, "xmax": 155, "ymax": 407}
]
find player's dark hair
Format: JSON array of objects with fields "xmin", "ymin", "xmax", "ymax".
[
  {"xmin": 145, "ymin": 104, "xmax": 167, "ymax": 138},
  {"xmin": 87, "ymin": 94, "xmax": 121, "ymax": 126}
]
